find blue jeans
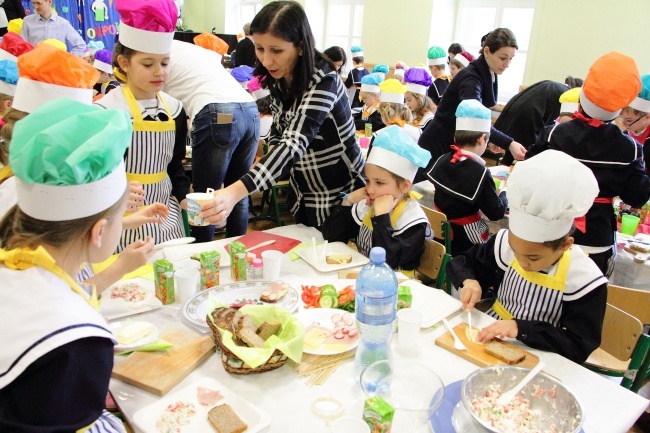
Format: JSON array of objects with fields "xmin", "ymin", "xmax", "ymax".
[{"xmin": 190, "ymin": 102, "xmax": 260, "ymax": 242}]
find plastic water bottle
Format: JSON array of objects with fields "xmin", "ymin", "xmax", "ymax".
[{"xmin": 354, "ymin": 247, "xmax": 398, "ymax": 381}]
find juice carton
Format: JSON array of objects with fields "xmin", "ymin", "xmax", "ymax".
[
  {"xmin": 153, "ymin": 259, "xmax": 175, "ymax": 304},
  {"xmin": 397, "ymin": 285, "xmax": 412, "ymax": 310},
  {"xmin": 229, "ymin": 241, "xmax": 247, "ymax": 281},
  {"xmin": 362, "ymin": 395, "xmax": 394, "ymax": 433},
  {"xmin": 194, "ymin": 250, "xmax": 220, "ymax": 289}
]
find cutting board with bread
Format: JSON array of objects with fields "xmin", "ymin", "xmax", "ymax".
[
  {"xmin": 435, "ymin": 323, "xmax": 539, "ymax": 368},
  {"xmin": 112, "ymin": 329, "xmax": 214, "ymax": 396}
]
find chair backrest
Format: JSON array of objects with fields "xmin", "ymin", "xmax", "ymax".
[
  {"xmin": 256, "ymin": 139, "xmax": 267, "ymax": 158},
  {"xmin": 607, "ymin": 284, "xmax": 650, "ymax": 326},
  {"xmin": 600, "ymin": 303, "xmax": 644, "ymax": 362},
  {"xmin": 420, "ymin": 204, "xmax": 451, "ymax": 252},
  {"xmin": 415, "ymin": 239, "xmax": 446, "ymax": 281}
]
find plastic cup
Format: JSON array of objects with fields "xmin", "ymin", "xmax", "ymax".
[
  {"xmin": 175, "ymin": 268, "xmax": 199, "ymax": 304},
  {"xmin": 358, "ymin": 137, "xmax": 370, "ymax": 149},
  {"xmin": 396, "ymin": 308, "xmax": 422, "ymax": 350},
  {"xmin": 621, "ymin": 214, "xmax": 641, "ymax": 235},
  {"xmin": 261, "ymin": 250, "xmax": 283, "ymax": 280},
  {"xmin": 331, "ymin": 417, "xmax": 370, "ymax": 433},
  {"xmin": 186, "ymin": 188, "xmax": 215, "ymax": 226},
  {"xmin": 173, "ymin": 258, "xmax": 200, "ymax": 271}
]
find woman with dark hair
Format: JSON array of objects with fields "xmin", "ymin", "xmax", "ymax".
[
  {"xmin": 447, "ymin": 43, "xmax": 465, "ymax": 58},
  {"xmin": 323, "ymin": 46, "xmax": 347, "ymax": 76},
  {"xmin": 204, "ymin": 1, "xmax": 364, "ymax": 229},
  {"xmin": 419, "ymin": 28, "xmax": 527, "ymax": 172}
]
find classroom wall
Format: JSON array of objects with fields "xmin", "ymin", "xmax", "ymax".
[{"xmin": 524, "ymin": 0, "xmax": 650, "ymax": 86}]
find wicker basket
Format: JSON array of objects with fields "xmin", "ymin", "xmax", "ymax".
[{"xmin": 206, "ymin": 314, "xmax": 288, "ymax": 374}]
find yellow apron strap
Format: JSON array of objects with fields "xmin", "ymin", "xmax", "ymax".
[
  {"xmin": 0, "ymin": 164, "xmax": 13, "ymax": 182},
  {"xmin": 122, "ymin": 86, "xmax": 176, "ymax": 132},
  {"xmin": 126, "ymin": 171, "xmax": 167, "ymax": 185},
  {"xmin": 0, "ymin": 246, "xmax": 100, "ymax": 311},
  {"xmin": 362, "ymin": 197, "xmax": 412, "ymax": 231},
  {"xmin": 508, "ymin": 250, "xmax": 572, "ymax": 292},
  {"xmin": 492, "ymin": 299, "xmax": 514, "ymax": 320},
  {"xmin": 76, "ymin": 421, "xmax": 95, "ymax": 433}
]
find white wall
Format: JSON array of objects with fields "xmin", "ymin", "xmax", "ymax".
[{"xmin": 304, "ymin": 0, "xmax": 327, "ymax": 50}]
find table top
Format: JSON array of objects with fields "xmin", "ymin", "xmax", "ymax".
[{"xmin": 111, "ymin": 224, "xmax": 649, "ymax": 433}]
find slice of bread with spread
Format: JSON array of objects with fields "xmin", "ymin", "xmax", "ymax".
[
  {"xmin": 326, "ymin": 254, "xmax": 352, "ymax": 265},
  {"xmin": 208, "ymin": 404, "xmax": 248, "ymax": 433},
  {"xmin": 484, "ymin": 339, "xmax": 526, "ymax": 364}
]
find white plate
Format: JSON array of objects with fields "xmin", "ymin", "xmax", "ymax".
[
  {"xmin": 452, "ymin": 400, "xmax": 478, "ymax": 433},
  {"xmin": 162, "ymin": 240, "xmax": 231, "ymax": 267},
  {"xmin": 154, "ymin": 236, "xmax": 196, "ymax": 250},
  {"xmin": 400, "ymin": 280, "xmax": 463, "ymax": 328},
  {"xmin": 295, "ymin": 241, "xmax": 369, "ymax": 273},
  {"xmin": 100, "ymin": 279, "xmax": 163, "ymax": 321},
  {"xmin": 108, "ymin": 320, "xmax": 160, "ymax": 352},
  {"xmin": 294, "ymin": 308, "xmax": 359, "ymax": 355},
  {"xmin": 290, "ymin": 278, "xmax": 357, "ymax": 311},
  {"xmin": 183, "ymin": 280, "xmax": 300, "ymax": 332},
  {"xmin": 133, "ymin": 378, "xmax": 271, "ymax": 433}
]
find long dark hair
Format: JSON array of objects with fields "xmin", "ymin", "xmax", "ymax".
[
  {"xmin": 447, "ymin": 43, "xmax": 464, "ymax": 56},
  {"xmin": 323, "ymin": 46, "xmax": 347, "ymax": 76},
  {"xmin": 250, "ymin": 1, "xmax": 329, "ymax": 101},
  {"xmin": 482, "ymin": 28, "xmax": 518, "ymax": 55}
]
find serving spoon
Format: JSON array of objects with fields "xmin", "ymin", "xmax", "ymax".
[{"xmin": 496, "ymin": 361, "xmax": 546, "ymax": 406}]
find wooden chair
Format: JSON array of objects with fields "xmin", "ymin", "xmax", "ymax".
[
  {"xmin": 607, "ymin": 284, "xmax": 650, "ymax": 326},
  {"xmin": 584, "ymin": 303, "xmax": 650, "ymax": 393},
  {"xmin": 420, "ymin": 204, "xmax": 451, "ymax": 254},
  {"xmin": 415, "ymin": 239, "xmax": 450, "ymax": 292},
  {"xmin": 248, "ymin": 139, "xmax": 291, "ymax": 227}
]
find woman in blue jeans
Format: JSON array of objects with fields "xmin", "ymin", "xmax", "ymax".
[{"xmin": 201, "ymin": 1, "xmax": 365, "ymax": 229}]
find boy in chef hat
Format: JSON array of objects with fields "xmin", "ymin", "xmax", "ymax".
[
  {"xmin": 0, "ymin": 98, "xmax": 132, "ymax": 431},
  {"xmin": 403, "ymin": 67, "xmax": 434, "ymax": 129},
  {"xmin": 371, "ymin": 63, "xmax": 389, "ymax": 81},
  {"xmin": 449, "ymin": 150, "xmax": 608, "ymax": 363},
  {"xmin": 194, "ymin": 32, "xmax": 229, "ymax": 61},
  {"xmin": 322, "ymin": 125, "xmax": 432, "ymax": 274},
  {"xmin": 92, "ymin": 48, "xmax": 119, "ymax": 98},
  {"xmin": 558, "ymin": 87, "xmax": 581, "ymax": 121},
  {"xmin": 377, "ymin": 78, "xmax": 420, "ymax": 142},
  {"xmin": 0, "ymin": 60, "xmax": 17, "ymax": 117},
  {"xmin": 353, "ymin": 72, "xmax": 384, "ymax": 133},
  {"xmin": 527, "ymin": 52, "xmax": 649, "ymax": 277},
  {"xmin": 426, "ymin": 45, "xmax": 449, "ymax": 105},
  {"xmin": 619, "ymin": 74, "xmax": 650, "ymax": 172},
  {"xmin": 427, "ymin": 99, "xmax": 507, "ymax": 256},
  {"xmin": 345, "ymin": 45, "xmax": 369, "ymax": 109},
  {"xmin": 231, "ymin": 65, "xmax": 254, "ymax": 89}
]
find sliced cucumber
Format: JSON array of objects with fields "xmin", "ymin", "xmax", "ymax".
[
  {"xmin": 318, "ymin": 294, "xmax": 338, "ymax": 308},
  {"xmin": 320, "ymin": 285, "xmax": 337, "ymax": 297}
]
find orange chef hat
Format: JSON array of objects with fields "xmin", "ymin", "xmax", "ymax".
[
  {"xmin": 13, "ymin": 43, "xmax": 99, "ymax": 113},
  {"xmin": 579, "ymin": 51, "xmax": 641, "ymax": 121},
  {"xmin": 0, "ymin": 32, "xmax": 34, "ymax": 61},
  {"xmin": 193, "ymin": 33, "xmax": 229, "ymax": 57}
]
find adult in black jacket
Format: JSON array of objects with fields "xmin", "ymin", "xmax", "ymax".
[
  {"xmin": 233, "ymin": 23, "xmax": 256, "ymax": 67},
  {"xmin": 418, "ymin": 29, "xmax": 527, "ymax": 169},
  {"xmin": 0, "ymin": 0, "xmax": 25, "ymax": 36}
]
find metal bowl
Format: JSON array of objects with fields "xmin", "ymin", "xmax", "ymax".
[{"xmin": 461, "ymin": 365, "xmax": 584, "ymax": 433}]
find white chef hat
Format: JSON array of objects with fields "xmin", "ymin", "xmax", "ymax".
[{"xmin": 508, "ymin": 150, "xmax": 599, "ymax": 242}]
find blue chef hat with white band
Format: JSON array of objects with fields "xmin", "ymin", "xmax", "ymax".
[
  {"xmin": 0, "ymin": 60, "xmax": 18, "ymax": 96},
  {"xmin": 455, "ymin": 99, "xmax": 492, "ymax": 133},
  {"xmin": 360, "ymin": 72, "xmax": 383, "ymax": 94},
  {"xmin": 366, "ymin": 125, "xmax": 431, "ymax": 182},
  {"xmin": 351, "ymin": 46, "xmax": 364, "ymax": 57},
  {"xmin": 628, "ymin": 74, "xmax": 650, "ymax": 113}
]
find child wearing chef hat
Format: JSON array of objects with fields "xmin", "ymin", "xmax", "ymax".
[
  {"xmin": 427, "ymin": 99, "xmax": 507, "ymax": 256},
  {"xmin": 322, "ymin": 125, "xmax": 432, "ymax": 274},
  {"xmin": 92, "ymin": 48, "xmax": 120, "ymax": 98},
  {"xmin": 426, "ymin": 45, "xmax": 449, "ymax": 105},
  {"xmin": 377, "ymin": 78, "xmax": 420, "ymax": 142},
  {"xmin": 247, "ymin": 75, "xmax": 272, "ymax": 141},
  {"xmin": 403, "ymin": 67, "xmax": 435, "ymax": 129},
  {"xmin": 526, "ymin": 51, "xmax": 650, "ymax": 277},
  {"xmin": 352, "ymin": 72, "xmax": 384, "ymax": 133},
  {"xmin": 345, "ymin": 45, "xmax": 369, "ymax": 109},
  {"xmin": 618, "ymin": 74, "xmax": 650, "ymax": 173},
  {"xmin": 96, "ymin": 0, "xmax": 190, "ymax": 253},
  {"xmin": 448, "ymin": 150, "xmax": 608, "ymax": 363}
]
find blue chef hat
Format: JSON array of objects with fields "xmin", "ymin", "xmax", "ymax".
[
  {"xmin": 455, "ymin": 99, "xmax": 492, "ymax": 133},
  {"xmin": 403, "ymin": 67, "xmax": 432, "ymax": 96},
  {"xmin": 360, "ymin": 72, "xmax": 383, "ymax": 94},
  {"xmin": 351, "ymin": 45, "xmax": 364, "ymax": 57},
  {"xmin": 0, "ymin": 59, "xmax": 18, "ymax": 96},
  {"xmin": 629, "ymin": 74, "xmax": 650, "ymax": 114},
  {"xmin": 231, "ymin": 65, "xmax": 254, "ymax": 88},
  {"xmin": 366, "ymin": 125, "xmax": 431, "ymax": 182},
  {"xmin": 372, "ymin": 64, "xmax": 389, "ymax": 74}
]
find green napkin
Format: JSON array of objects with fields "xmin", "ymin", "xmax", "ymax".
[
  {"xmin": 115, "ymin": 338, "xmax": 173, "ymax": 356},
  {"xmin": 289, "ymin": 242, "xmax": 323, "ymax": 261},
  {"xmin": 207, "ymin": 294, "xmax": 304, "ymax": 369}
]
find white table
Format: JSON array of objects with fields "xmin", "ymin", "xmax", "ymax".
[
  {"xmin": 611, "ymin": 244, "xmax": 650, "ymax": 291},
  {"xmin": 110, "ymin": 225, "xmax": 649, "ymax": 433}
]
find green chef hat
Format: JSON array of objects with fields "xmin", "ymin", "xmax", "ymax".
[
  {"xmin": 427, "ymin": 46, "xmax": 446, "ymax": 66},
  {"xmin": 11, "ymin": 98, "xmax": 133, "ymax": 221}
]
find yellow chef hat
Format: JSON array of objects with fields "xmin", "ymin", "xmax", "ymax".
[
  {"xmin": 379, "ymin": 78, "xmax": 407, "ymax": 104},
  {"xmin": 7, "ymin": 18, "xmax": 22, "ymax": 34},
  {"xmin": 559, "ymin": 87, "xmax": 580, "ymax": 115},
  {"xmin": 39, "ymin": 39, "xmax": 67, "ymax": 52},
  {"xmin": 579, "ymin": 52, "xmax": 640, "ymax": 121}
]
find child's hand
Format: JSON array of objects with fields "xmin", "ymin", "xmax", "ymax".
[
  {"xmin": 128, "ymin": 181, "xmax": 145, "ymax": 211},
  {"xmin": 115, "ymin": 237, "xmax": 155, "ymax": 273},
  {"xmin": 372, "ymin": 194, "xmax": 399, "ymax": 216},
  {"xmin": 476, "ymin": 320, "xmax": 518, "ymax": 343},
  {"xmin": 344, "ymin": 188, "xmax": 369, "ymax": 206},
  {"xmin": 509, "ymin": 141, "xmax": 527, "ymax": 161},
  {"xmin": 122, "ymin": 203, "xmax": 169, "ymax": 229},
  {"xmin": 460, "ymin": 279, "xmax": 482, "ymax": 312}
]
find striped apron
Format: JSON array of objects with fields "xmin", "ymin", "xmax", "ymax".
[
  {"xmin": 118, "ymin": 87, "xmax": 184, "ymax": 252},
  {"xmin": 487, "ymin": 250, "xmax": 571, "ymax": 326}
]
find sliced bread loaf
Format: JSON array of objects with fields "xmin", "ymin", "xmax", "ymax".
[
  {"xmin": 484, "ymin": 339, "xmax": 526, "ymax": 364},
  {"xmin": 208, "ymin": 404, "xmax": 248, "ymax": 433}
]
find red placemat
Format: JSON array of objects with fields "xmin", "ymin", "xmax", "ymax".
[{"xmin": 225, "ymin": 231, "xmax": 301, "ymax": 255}]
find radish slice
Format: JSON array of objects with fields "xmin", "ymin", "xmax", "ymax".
[
  {"xmin": 333, "ymin": 331, "xmax": 345, "ymax": 339},
  {"xmin": 332, "ymin": 314, "xmax": 342, "ymax": 323},
  {"xmin": 348, "ymin": 329, "xmax": 358, "ymax": 337}
]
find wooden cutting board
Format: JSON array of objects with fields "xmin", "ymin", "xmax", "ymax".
[
  {"xmin": 112, "ymin": 329, "xmax": 214, "ymax": 396},
  {"xmin": 435, "ymin": 323, "xmax": 539, "ymax": 368}
]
